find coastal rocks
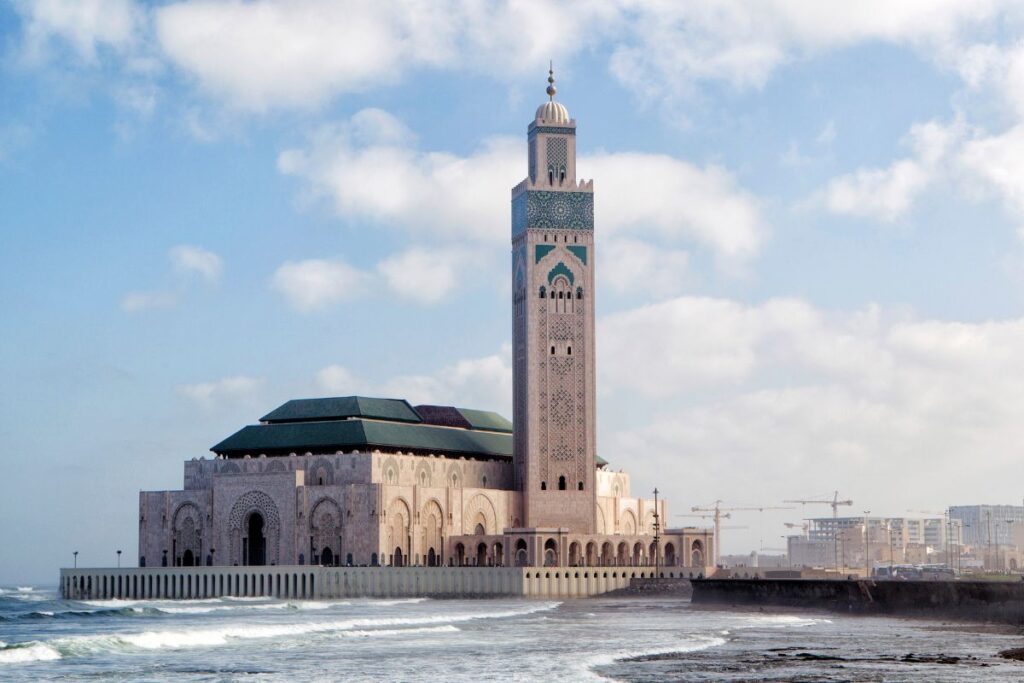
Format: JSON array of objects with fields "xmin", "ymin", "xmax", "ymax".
[{"xmin": 999, "ymin": 647, "xmax": 1024, "ymax": 662}]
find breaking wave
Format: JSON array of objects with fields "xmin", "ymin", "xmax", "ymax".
[
  {"xmin": 0, "ymin": 642, "xmax": 63, "ymax": 664},
  {"xmin": 0, "ymin": 601, "xmax": 559, "ymax": 664}
]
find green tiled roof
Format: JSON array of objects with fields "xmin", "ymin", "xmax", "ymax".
[
  {"xmin": 260, "ymin": 396, "xmax": 421, "ymax": 424},
  {"xmin": 212, "ymin": 418, "xmax": 512, "ymax": 460},
  {"xmin": 455, "ymin": 408, "xmax": 513, "ymax": 433}
]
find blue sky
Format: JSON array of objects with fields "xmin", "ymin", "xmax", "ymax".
[{"xmin": 4, "ymin": 1, "xmax": 1024, "ymax": 582}]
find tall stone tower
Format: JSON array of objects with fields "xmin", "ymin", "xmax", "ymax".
[{"xmin": 512, "ymin": 68, "xmax": 596, "ymax": 533}]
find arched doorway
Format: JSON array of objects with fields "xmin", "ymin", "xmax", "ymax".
[
  {"xmin": 477, "ymin": 542, "xmax": 488, "ymax": 566},
  {"xmin": 569, "ymin": 542, "xmax": 581, "ymax": 566},
  {"xmin": 321, "ymin": 547, "xmax": 334, "ymax": 566},
  {"xmin": 585, "ymin": 542, "xmax": 596, "ymax": 566},
  {"xmin": 492, "ymin": 542, "xmax": 503, "ymax": 566},
  {"xmin": 246, "ymin": 512, "xmax": 266, "ymax": 566},
  {"xmin": 632, "ymin": 542, "xmax": 644, "ymax": 566},
  {"xmin": 427, "ymin": 548, "xmax": 437, "ymax": 566},
  {"xmin": 182, "ymin": 549, "xmax": 195, "ymax": 567},
  {"xmin": 393, "ymin": 547, "xmax": 404, "ymax": 567},
  {"xmin": 617, "ymin": 542, "xmax": 628, "ymax": 565},
  {"xmin": 544, "ymin": 538, "xmax": 558, "ymax": 566},
  {"xmin": 515, "ymin": 539, "xmax": 528, "ymax": 566},
  {"xmin": 455, "ymin": 543, "xmax": 466, "ymax": 565},
  {"xmin": 665, "ymin": 542, "xmax": 676, "ymax": 566},
  {"xmin": 691, "ymin": 540, "xmax": 704, "ymax": 567},
  {"xmin": 601, "ymin": 541, "xmax": 613, "ymax": 565}
]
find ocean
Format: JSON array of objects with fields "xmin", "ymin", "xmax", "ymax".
[{"xmin": 0, "ymin": 585, "xmax": 1021, "ymax": 681}]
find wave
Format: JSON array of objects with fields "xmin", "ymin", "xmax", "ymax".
[
  {"xmin": 4, "ymin": 601, "xmax": 560, "ymax": 663},
  {"xmin": 339, "ymin": 625, "xmax": 459, "ymax": 638},
  {"xmin": 0, "ymin": 642, "xmax": 62, "ymax": 665},
  {"xmin": 743, "ymin": 614, "xmax": 832, "ymax": 628},
  {"xmin": 583, "ymin": 635, "xmax": 728, "ymax": 679},
  {"xmin": 368, "ymin": 598, "xmax": 429, "ymax": 606}
]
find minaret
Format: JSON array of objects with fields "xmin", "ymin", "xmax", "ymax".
[{"xmin": 512, "ymin": 67, "xmax": 596, "ymax": 533}]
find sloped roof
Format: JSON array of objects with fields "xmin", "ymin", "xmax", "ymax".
[
  {"xmin": 260, "ymin": 396, "xmax": 421, "ymax": 424},
  {"xmin": 211, "ymin": 418, "xmax": 512, "ymax": 460}
]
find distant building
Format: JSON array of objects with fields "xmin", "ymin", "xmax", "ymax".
[
  {"xmin": 949, "ymin": 505, "xmax": 1024, "ymax": 548},
  {"xmin": 798, "ymin": 516, "xmax": 961, "ymax": 570}
]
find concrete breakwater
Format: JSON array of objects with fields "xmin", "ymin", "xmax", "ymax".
[
  {"xmin": 60, "ymin": 566, "xmax": 692, "ymax": 600},
  {"xmin": 692, "ymin": 578, "xmax": 1024, "ymax": 625}
]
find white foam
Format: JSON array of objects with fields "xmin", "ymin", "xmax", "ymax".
[
  {"xmin": 339, "ymin": 625, "xmax": 459, "ymax": 638},
  {"xmin": 744, "ymin": 614, "xmax": 831, "ymax": 628},
  {"xmin": 16, "ymin": 587, "xmax": 34, "ymax": 593},
  {"xmin": 582, "ymin": 636, "xmax": 727, "ymax": 680},
  {"xmin": 0, "ymin": 643, "xmax": 62, "ymax": 664},
  {"xmin": 369, "ymin": 598, "xmax": 428, "ymax": 606},
  {"xmin": 49, "ymin": 601, "xmax": 561, "ymax": 653},
  {"xmin": 288, "ymin": 600, "xmax": 351, "ymax": 610}
]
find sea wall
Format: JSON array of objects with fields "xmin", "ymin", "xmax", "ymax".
[
  {"xmin": 59, "ymin": 566, "xmax": 688, "ymax": 600},
  {"xmin": 692, "ymin": 578, "xmax": 1024, "ymax": 624}
]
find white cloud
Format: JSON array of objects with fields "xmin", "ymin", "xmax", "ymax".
[
  {"xmin": 597, "ymin": 295, "xmax": 1024, "ymax": 541},
  {"xmin": 317, "ymin": 347, "xmax": 513, "ymax": 415},
  {"xmin": 582, "ymin": 153, "xmax": 765, "ymax": 262},
  {"xmin": 609, "ymin": 1, "xmax": 1012, "ymax": 108},
  {"xmin": 599, "ymin": 238, "xmax": 689, "ymax": 296},
  {"xmin": 270, "ymin": 258, "xmax": 367, "ymax": 312},
  {"xmin": 170, "ymin": 244, "xmax": 223, "ymax": 283},
  {"xmin": 15, "ymin": 0, "xmax": 142, "ymax": 65},
  {"xmin": 959, "ymin": 123, "xmax": 1024, "ymax": 225},
  {"xmin": 279, "ymin": 109, "xmax": 767, "ymax": 263},
  {"xmin": 152, "ymin": 0, "xmax": 616, "ymax": 111},
  {"xmin": 377, "ymin": 246, "xmax": 478, "ymax": 305},
  {"xmin": 119, "ymin": 289, "xmax": 177, "ymax": 313},
  {"xmin": 178, "ymin": 375, "xmax": 264, "ymax": 408},
  {"xmin": 822, "ymin": 119, "xmax": 963, "ymax": 222}
]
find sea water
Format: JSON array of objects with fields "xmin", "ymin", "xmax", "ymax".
[{"xmin": 0, "ymin": 585, "xmax": 1021, "ymax": 681}]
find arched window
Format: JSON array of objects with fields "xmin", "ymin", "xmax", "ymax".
[
  {"xmin": 567, "ymin": 346, "xmax": 572, "ymax": 355},
  {"xmin": 550, "ymin": 290, "xmax": 555, "ymax": 298},
  {"xmin": 559, "ymin": 165, "xmax": 566, "ymax": 183},
  {"xmin": 541, "ymin": 481, "xmax": 547, "ymax": 491},
  {"xmin": 558, "ymin": 291, "xmax": 563, "ymax": 299},
  {"xmin": 551, "ymin": 346, "xmax": 555, "ymax": 355},
  {"xmin": 539, "ymin": 286, "xmax": 546, "ymax": 299},
  {"xmin": 558, "ymin": 476, "xmax": 566, "ymax": 490},
  {"xmin": 576, "ymin": 287, "xmax": 583, "ymax": 299},
  {"xmin": 578, "ymin": 481, "xmax": 583, "ymax": 490},
  {"xmin": 548, "ymin": 165, "xmax": 554, "ymax": 184}
]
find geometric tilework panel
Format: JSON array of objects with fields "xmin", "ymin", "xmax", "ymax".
[{"xmin": 512, "ymin": 191, "xmax": 594, "ymax": 234}]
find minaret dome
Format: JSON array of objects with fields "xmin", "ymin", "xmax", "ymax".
[{"xmin": 535, "ymin": 63, "xmax": 570, "ymax": 124}]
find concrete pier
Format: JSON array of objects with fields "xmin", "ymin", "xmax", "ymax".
[{"xmin": 60, "ymin": 566, "xmax": 697, "ymax": 600}]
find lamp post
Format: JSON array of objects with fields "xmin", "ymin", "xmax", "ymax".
[
  {"xmin": 117, "ymin": 550, "xmax": 122, "ymax": 568},
  {"xmin": 652, "ymin": 488, "xmax": 661, "ymax": 578},
  {"xmin": 73, "ymin": 551, "xmax": 78, "ymax": 568},
  {"xmin": 863, "ymin": 511, "xmax": 871, "ymax": 578}
]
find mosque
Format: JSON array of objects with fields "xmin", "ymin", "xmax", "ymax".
[{"xmin": 137, "ymin": 71, "xmax": 713, "ymax": 573}]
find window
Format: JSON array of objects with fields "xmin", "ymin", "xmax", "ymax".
[
  {"xmin": 558, "ymin": 476, "xmax": 566, "ymax": 490},
  {"xmin": 551, "ymin": 346, "xmax": 555, "ymax": 355},
  {"xmin": 541, "ymin": 481, "xmax": 547, "ymax": 491},
  {"xmin": 548, "ymin": 165, "xmax": 554, "ymax": 184},
  {"xmin": 578, "ymin": 482, "xmax": 584, "ymax": 490},
  {"xmin": 577, "ymin": 287, "xmax": 583, "ymax": 299},
  {"xmin": 559, "ymin": 166, "xmax": 566, "ymax": 182},
  {"xmin": 567, "ymin": 346, "xmax": 571, "ymax": 355},
  {"xmin": 539, "ymin": 286, "xmax": 546, "ymax": 298}
]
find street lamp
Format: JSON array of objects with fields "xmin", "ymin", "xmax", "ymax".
[
  {"xmin": 652, "ymin": 488, "xmax": 661, "ymax": 578},
  {"xmin": 863, "ymin": 511, "xmax": 871, "ymax": 578},
  {"xmin": 117, "ymin": 550, "xmax": 122, "ymax": 568},
  {"xmin": 73, "ymin": 551, "xmax": 78, "ymax": 568}
]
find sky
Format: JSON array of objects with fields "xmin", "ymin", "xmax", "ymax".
[{"xmin": 3, "ymin": 1, "xmax": 1024, "ymax": 583}]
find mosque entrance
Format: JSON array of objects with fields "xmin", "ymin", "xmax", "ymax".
[
  {"xmin": 182, "ymin": 549, "xmax": 195, "ymax": 567},
  {"xmin": 427, "ymin": 548, "xmax": 437, "ymax": 566},
  {"xmin": 321, "ymin": 547, "xmax": 334, "ymax": 566},
  {"xmin": 245, "ymin": 512, "xmax": 266, "ymax": 566},
  {"xmin": 393, "ymin": 547, "xmax": 404, "ymax": 567}
]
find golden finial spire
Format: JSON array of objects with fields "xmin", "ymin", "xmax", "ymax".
[{"xmin": 546, "ymin": 60, "xmax": 557, "ymax": 101}]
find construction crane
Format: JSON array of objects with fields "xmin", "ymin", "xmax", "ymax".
[
  {"xmin": 784, "ymin": 491, "xmax": 853, "ymax": 570},
  {"xmin": 784, "ymin": 522, "xmax": 809, "ymax": 537},
  {"xmin": 690, "ymin": 501, "xmax": 794, "ymax": 566}
]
